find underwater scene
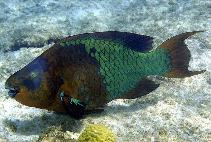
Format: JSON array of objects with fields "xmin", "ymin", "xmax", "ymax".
[{"xmin": 0, "ymin": 0, "xmax": 211, "ymax": 142}]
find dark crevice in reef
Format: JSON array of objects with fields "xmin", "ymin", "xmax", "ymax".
[
  {"xmin": 9, "ymin": 41, "xmax": 45, "ymax": 51},
  {"xmin": 4, "ymin": 38, "xmax": 60, "ymax": 52}
]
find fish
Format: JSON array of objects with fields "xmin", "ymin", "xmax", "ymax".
[{"xmin": 5, "ymin": 31, "xmax": 205, "ymax": 119}]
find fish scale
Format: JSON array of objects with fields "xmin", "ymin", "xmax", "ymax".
[{"xmin": 60, "ymin": 37, "xmax": 170, "ymax": 100}]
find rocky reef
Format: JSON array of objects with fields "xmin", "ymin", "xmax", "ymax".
[{"xmin": 0, "ymin": 0, "xmax": 210, "ymax": 142}]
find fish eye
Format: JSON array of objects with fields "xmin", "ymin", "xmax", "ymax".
[
  {"xmin": 30, "ymin": 72, "xmax": 39, "ymax": 78},
  {"xmin": 23, "ymin": 71, "xmax": 42, "ymax": 91}
]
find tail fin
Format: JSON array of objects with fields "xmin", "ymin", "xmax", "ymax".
[{"xmin": 159, "ymin": 31, "xmax": 205, "ymax": 78}]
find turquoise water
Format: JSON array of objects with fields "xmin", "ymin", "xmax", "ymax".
[{"xmin": 0, "ymin": 0, "xmax": 210, "ymax": 141}]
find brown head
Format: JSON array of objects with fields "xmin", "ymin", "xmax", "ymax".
[
  {"xmin": 5, "ymin": 44, "xmax": 108, "ymax": 118},
  {"xmin": 5, "ymin": 54, "xmax": 64, "ymax": 111}
]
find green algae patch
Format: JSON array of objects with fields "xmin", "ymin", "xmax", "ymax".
[{"xmin": 77, "ymin": 124, "xmax": 117, "ymax": 142}]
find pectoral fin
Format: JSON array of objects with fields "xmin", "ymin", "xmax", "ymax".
[
  {"xmin": 120, "ymin": 78, "xmax": 160, "ymax": 99},
  {"xmin": 59, "ymin": 91, "xmax": 86, "ymax": 119}
]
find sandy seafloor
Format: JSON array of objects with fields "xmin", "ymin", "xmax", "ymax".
[{"xmin": 0, "ymin": 0, "xmax": 211, "ymax": 141}]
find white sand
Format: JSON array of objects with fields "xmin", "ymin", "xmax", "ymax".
[{"xmin": 0, "ymin": 0, "xmax": 210, "ymax": 141}]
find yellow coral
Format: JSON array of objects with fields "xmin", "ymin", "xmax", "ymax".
[{"xmin": 77, "ymin": 124, "xmax": 117, "ymax": 142}]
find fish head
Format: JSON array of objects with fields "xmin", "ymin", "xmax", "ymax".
[{"xmin": 5, "ymin": 56, "xmax": 63, "ymax": 109}]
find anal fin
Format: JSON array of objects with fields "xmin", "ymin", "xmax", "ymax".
[{"xmin": 120, "ymin": 79, "xmax": 159, "ymax": 99}]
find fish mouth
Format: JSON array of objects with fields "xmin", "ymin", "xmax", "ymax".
[
  {"xmin": 5, "ymin": 86, "xmax": 20, "ymax": 98},
  {"xmin": 8, "ymin": 88, "xmax": 19, "ymax": 98}
]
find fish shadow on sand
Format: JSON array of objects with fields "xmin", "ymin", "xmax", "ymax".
[{"xmin": 3, "ymin": 113, "xmax": 83, "ymax": 136}]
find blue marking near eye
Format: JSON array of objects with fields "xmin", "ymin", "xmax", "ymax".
[
  {"xmin": 23, "ymin": 57, "xmax": 49, "ymax": 91},
  {"xmin": 23, "ymin": 77, "xmax": 41, "ymax": 91}
]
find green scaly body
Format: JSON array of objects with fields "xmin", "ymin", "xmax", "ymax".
[{"xmin": 60, "ymin": 37, "xmax": 171, "ymax": 101}]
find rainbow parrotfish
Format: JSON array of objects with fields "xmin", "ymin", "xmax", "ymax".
[{"xmin": 5, "ymin": 31, "xmax": 205, "ymax": 119}]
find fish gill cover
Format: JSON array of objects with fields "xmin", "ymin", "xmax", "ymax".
[{"xmin": 0, "ymin": 0, "xmax": 211, "ymax": 142}]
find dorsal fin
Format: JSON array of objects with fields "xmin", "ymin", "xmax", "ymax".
[{"xmin": 64, "ymin": 31, "xmax": 154, "ymax": 53}]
